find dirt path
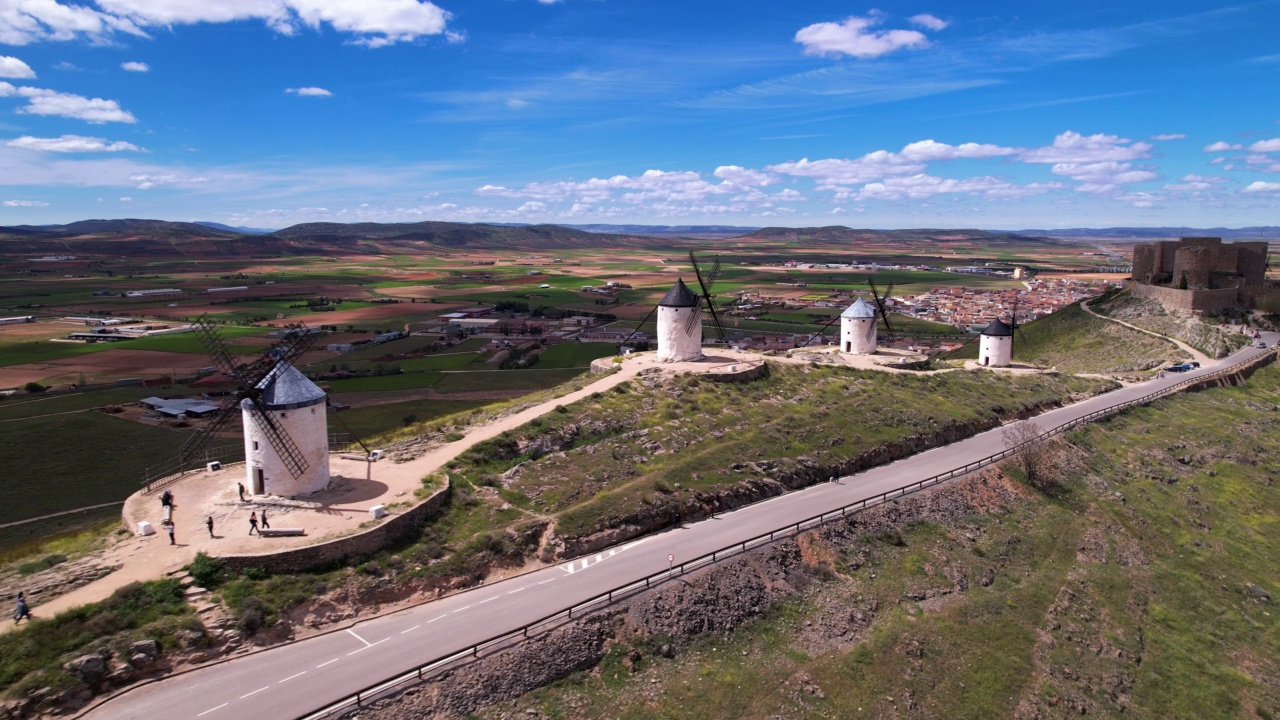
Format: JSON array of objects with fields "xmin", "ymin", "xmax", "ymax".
[{"xmin": 1081, "ymin": 296, "xmax": 1211, "ymax": 365}]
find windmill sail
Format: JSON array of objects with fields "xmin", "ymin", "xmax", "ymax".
[{"xmin": 689, "ymin": 251, "xmax": 727, "ymax": 343}]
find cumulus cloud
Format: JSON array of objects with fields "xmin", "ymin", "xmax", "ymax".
[
  {"xmin": 1204, "ymin": 141, "xmax": 1242, "ymax": 152},
  {"xmin": 1243, "ymin": 181, "xmax": 1280, "ymax": 194},
  {"xmin": 1049, "ymin": 161, "xmax": 1157, "ymax": 186},
  {"xmin": 0, "ymin": 56, "xmax": 35, "ymax": 78},
  {"xmin": 1019, "ymin": 131, "xmax": 1152, "ymax": 164},
  {"xmin": 1152, "ymin": 133, "xmax": 1185, "ymax": 141},
  {"xmin": 712, "ymin": 165, "xmax": 776, "ymax": 187},
  {"xmin": 7, "ymin": 134, "xmax": 143, "ymax": 152},
  {"xmin": 1247, "ymin": 138, "xmax": 1280, "ymax": 152},
  {"xmin": 767, "ymin": 152, "xmax": 925, "ymax": 187},
  {"xmin": 855, "ymin": 173, "xmax": 1058, "ymax": 201},
  {"xmin": 3, "ymin": 199, "xmax": 48, "ymax": 206},
  {"xmin": 899, "ymin": 139, "xmax": 1017, "ymax": 161},
  {"xmin": 286, "ymin": 86, "xmax": 333, "ymax": 97},
  {"xmin": 121, "ymin": 61, "xmax": 149, "ymax": 72},
  {"xmin": 908, "ymin": 14, "xmax": 948, "ymax": 31},
  {"xmin": 0, "ymin": 83, "xmax": 137, "ymax": 123},
  {"xmin": 1163, "ymin": 174, "xmax": 1226, "ymax": 192},
  {"xmin": 1, "ymin": 0, "xmax": 450, "ymax": 47},
  {"xmin": 795, "ymin": 14, "xmax": 930, "ymax": 59}
]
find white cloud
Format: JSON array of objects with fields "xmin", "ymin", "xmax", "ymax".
[
  {"xmin": 7, "ymin": 134, "xmax": 143, "ymax": 152},
  {"xmin": 119, "ymin": 196, "xmax": 132, "ymax": 201},
  {"xmin": 899, "ymin": 139, "xmax": 1016, "ymax": 161},
  {"xmin": 121, "ymin": 61, "xmax": 149, "ymax": 72},
  {"xmin": 1164, "ymin": 174, "xmax": 1226, "ymax": 192},
  {"xmin": 1152, "ymin": 133, "xmax": 1185, "ymax": 141},
  {"xmin": 444, "ymin": 29, "xmax": 465, "ymax": 44},
  {"xmin": 767, "ymin": 152, "xmax": 924, "ymax": 187},
  {"xmin": 855, "ymin": 173, "xmax": 1058, "ymax": 201},
  {"xmin": 5, "ymin": 85, "xmax": 137, "ymax": 123},
  {"xmin": 1051, "ymin": 161, "xmax": 1157, "ymax": 187},
  {"xmin": 1204, "ymin": 141, "xmax": 1242, "ymax": 152},
  {"xmin": 712, "ymin": 165, "xmax": 776, "ymax": 187},
  {"xmin": 2, "ymin": 0, "xmax": 450, "ymax": 47},
  {"xmin": 506, "ymin": 98, "xmax": 529, "ymax": 109},
  {"xmin": 1247, "ymin": 138, "xmax": 1280, "ymax": 152},
  {"xmin": 0, "ymin": 56, "xmax": 35, "ymax": 78},
  {"xmin": 1019, "ymin": 131, "xmax": 1151, "ymax": 164},
  {"xmin": 908, "ymin": 14, "xmax": 948, "ymax": 31},
  {"xmin": 286, "ymin": 86, "xmax": 332, "ymax": 97},
  {"xmin": 1243, "ymin": 181, "xmax": 1280, "ymax": 194},
  {"xmin": 3, "ymin": 198, "xmax": 48, "ymax": 206},
  {"xmin": 794, "ymin": 14, "xmax": 930, "ymax": 60}
]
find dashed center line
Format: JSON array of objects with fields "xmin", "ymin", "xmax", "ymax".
[
  {"xmin": 197, "ymin": 703, "xmax": 228, "ymax": 717},
  {"xmin": 451, "ymin": 605, "xmax": 472, "ymax": 614},
  {"xmin": 278, "ymin": 671, "xmax": 306, "ymax": 684},
  {"xmin": 240, "ymin": 686, "xmax": 270, "ymax": 699},
  {"xmin": 427, "ymin": 614, "xmax": 446, "ymax": 623},
  {"xmin": 507, "ymin": 587, "xmax": 525, "ymax": 595},
  {"xmin": 316, "ymin": 658, "xmax": 340, "ymax": 669},
  {"xmin": 478, "ymin": 596, "xmax": 496, "ymax": 605},
  {"xmin": 538, "ymin": 578, "xmax": 556, "ymax": 585},
  {"xmin": 400, "ymin": 624, "xmax": 421, "ymax": 635}
]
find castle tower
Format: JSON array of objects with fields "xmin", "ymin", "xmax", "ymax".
[
  {"xmin": 656, "ymin": 278, "xmax": 703, "ymax": 362},
  {"xmin": 978, "ymin": 319, "xmax": 1013, "ymax": 367},
  {"xmin": 840, "ymin": 297, "xmax": 878, "ymax": 354},
  {"xmin": 242, "ymin": 362, "xmax": 330, "ymax": 497}
]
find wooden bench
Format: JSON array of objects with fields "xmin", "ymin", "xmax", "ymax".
[{"xmin": 258, "ymin": 528, "xmax": 306, "ymax": 537}]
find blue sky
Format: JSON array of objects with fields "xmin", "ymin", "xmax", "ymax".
[{"xmin": 0, "ymin": 0, "xmax": 1278, "ymax": 229}]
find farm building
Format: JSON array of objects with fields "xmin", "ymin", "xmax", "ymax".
[
  {"xmin": 0, "ymin": 316, "xmax": 35, "ymax": 326},
  {"xmin": 124, "ymin": 289, "xmax": 184, "ymax": 298},
  {"xmin": 140, "ymin": 396, "xmax": 222, "ymax": 418}
]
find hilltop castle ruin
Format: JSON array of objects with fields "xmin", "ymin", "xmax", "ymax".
[{"xmin": 1130, "ymin": 236, "xmax": 1270, "ymax": 315}]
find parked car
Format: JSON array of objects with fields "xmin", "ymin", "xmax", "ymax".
[{"xmin": 1166, "ymin": 364, "xmax": 1192, "ymax": 373}]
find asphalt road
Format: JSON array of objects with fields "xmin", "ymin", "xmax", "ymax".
[{"xmin": 86, "ymin": 336, "xmax": 1274, "ymax": 720}]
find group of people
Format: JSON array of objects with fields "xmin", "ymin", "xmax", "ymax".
[{"xmin": 153, "ymin": 484, "xmax": 274, "ymax": 546}]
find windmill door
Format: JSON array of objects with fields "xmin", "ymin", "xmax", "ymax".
[{"xmin": 252, "ymin": 467, "xmax": 265, "ymax": 495}]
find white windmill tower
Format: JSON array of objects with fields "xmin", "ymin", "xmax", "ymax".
[
  {"xmin": 242, "ymin": 362, "xmax": 330, "ymax": 496},
  {"xmin": 978, "ymin": 318, "xmax": 1014, "ymax": 367},
  {"xmin": 840, "ymin": 297, "xmax": 878, "ymax": 354},
  {"xmin": 177, "ymin": 317, "xmax": 330, "ymax": 499},
  {"xmin": 656, "ymin": 278, "xmax": 703, "ymax": 362}
]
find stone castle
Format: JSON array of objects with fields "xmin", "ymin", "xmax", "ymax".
[{"xmin": 1130, "ymin": 236, "xmax": 1270, "ymax": 315}]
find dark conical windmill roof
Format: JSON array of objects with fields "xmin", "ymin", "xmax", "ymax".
[
  {"xmin": 659, "ymin": 278, "xmax": 700, "ymax": 308},
  {"xmin": 981, "ymin": 318, "xmax": 1014, "ymax": 337},
  {"xmin": 255, "ymin": 362, "xmax": 327, "ymax": 410}
]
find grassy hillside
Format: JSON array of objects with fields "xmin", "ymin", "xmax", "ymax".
[
  {"xmin": 947, "ymin": 301, "xmax": 1184, "ymax": 374},
  {"xmin": 1095, "ymin": 291, "xmax": 1252, "ymax": 358},
  {"xmin": 487, "ymin": 363, "xmax": 1280, "ymax": 720}
]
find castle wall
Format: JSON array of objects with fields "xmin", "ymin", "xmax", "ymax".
[
  {"xmin": 1130, "ymin": 283, "xmax": 1240, "ymax": 315},
  {"xmin": 1173, "ymin": 245, "xmax": 1212, "ymax": 289}
]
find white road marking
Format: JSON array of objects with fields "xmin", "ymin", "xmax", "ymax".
[
  {"xmin": 427, "ymin": 614, "xmax": 446, "ymax": 623},
  {"xmin": 278, "ymin": 672, "xmax": 306, "ymax": 684},
  {"xmin": 240, "ymin": 686, "xmax": 270, "ymax": 699},
  {"xmin": 451, "ymin": 605, "xmax": 471, "ymax": 614},
  {"xmin": 400, "ymin": 625, "xmax": 420, "ymax": 635},
  {"xmin": 346, "ymin": 628, "xmax": 371, "ymax": 647},
  {"xmin": 595, "ymin": 553, "xmax": 602, "ymax": 563},
  {"xmin": 316, "ymin": 658, "xmax": 340, "ymax": 668},
  {"xmin": 538, "ymin": 577, "xmax": 556, "ymax": 585},
  {"xmin": 478, "ymin": 596, "xmax": 496, "ymax": 604},
  {"xmin": 197, "ymin": 703, "xmax": 228, "ymax": 717},
  {"xmin": 346, "ymin": 638, "xmax": 388, "ymax": 656},
  {"xmin": 507, "ymin": 587, "xmax": 525, "ymax": 595}
]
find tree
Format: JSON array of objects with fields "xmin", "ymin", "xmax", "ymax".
[
  {"xmin": 23, "ymin": 382, "xmax": 47, "ymax": 393},
  {"xmin": 1001, "ymin": 420, "xmax": 1060, "ymax": 491}
]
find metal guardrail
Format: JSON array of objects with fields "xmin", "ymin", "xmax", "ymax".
[{"xmin": 299, "ymin": 349, "xmax": 1273, "ymax": 719}]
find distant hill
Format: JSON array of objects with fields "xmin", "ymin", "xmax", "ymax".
[
  {"xmin": 263, "ymin": 221, "xmax": 673, "ymax": 251},
  {"xmin": 1019, "ymin": 226, "xmax": 1280, "ymax": 240},
  {"xmin": 6, "ymin": 218, "xmax": 239, "ymax": 238},
  {"xmin": 562, "ymin": 224, "xmax": 761, "ymax": 238},
  {"xmin": 745, "ymin": 226, "xmax": 1074, "ymax": 246},
  {"xmin": 194, "ymin": 221, "xmax": 275, "ymax": 235}
]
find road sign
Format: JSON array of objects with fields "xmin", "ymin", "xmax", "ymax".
[{"xmin": 667, "ymin": 553, "xmax": 673, "ymax": 564}]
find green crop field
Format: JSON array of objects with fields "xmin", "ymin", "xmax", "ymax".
[
  {"xmin": 322, "ymin": 371, "xmax": 445, "ymax": 393},
  {"xmin": 535, "ymin": 343, "xmax": 617, "ymax": 369},
  {"xmin": 329, "ymin": 398, "xmax": 492, "ymax": 441},
  {"xmin": 433, "ymin": 367, "xmax": 588, "ymax": 394}
]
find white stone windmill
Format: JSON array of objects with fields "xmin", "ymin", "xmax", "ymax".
[
  {"xmin": 179, "ymin": 317, "xmax": 330, "ymax": 498},
  {"xmin": 656, "ymin": 278, "xmax": 704, "ymax": 362},
  {"xmin": 840, "ymin": 297, "xmax": 878, "ymax": 354},
  {"xmin": 978, "ymin": 318, "xmax": 1013, "ymax": 367}
]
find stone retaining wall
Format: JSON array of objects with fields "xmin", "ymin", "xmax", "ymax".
[{"xmin": 215, "ymin": 483, "xmax": 451, "ymax": 574}]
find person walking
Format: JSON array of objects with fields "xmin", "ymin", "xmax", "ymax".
[
  {"xmin": 166, "ymin": 520, "xmax": 176, "ymax": 545},
  {"xmin": 206, "ymin": 515, "xmax": 215, "ymax": 538},
  {"xmin": 260, "ymin": 509, "xmax": 270, "ymax": 530},
  {"xmin": 238, "ymin": 483, "xmax": 246, "ymax": 503},
  {"xmin": 13, "ymin": 592, "xmax": 31, "ymax": 625},
  {"xmin": 249, "ymin": 512, "xmax": 259, "ymax": 536}
]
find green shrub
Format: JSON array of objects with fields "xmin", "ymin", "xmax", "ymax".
[
  {"xmin": 186, "ymin": 552, "xmax": 227, "ymax": 589},
  {"xmin": 17, "ymin": 554, "xmax": 67, "ymax": 576},
  {"xmin": 236, "ymin": 597, "xmax": 267, "ymax": 636}
]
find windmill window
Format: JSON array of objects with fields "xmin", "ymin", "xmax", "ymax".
[
  {"xmin": 253, "ymin": 441, "xmax": 259, "ymax": 450},
  {"xmin": 281, "ymin": 412, "xmax": 287, "ymax": 418}
]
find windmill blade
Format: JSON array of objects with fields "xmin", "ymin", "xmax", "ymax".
[
  {"xmin": 864, "ymin": 319, "xmax": 877, "ymax": 343},
  {"xmin": 703, "ymin": 299, "xmax": 728, "ymax": 343},
  {"xmin": 705, "ymin": 256, "xmax": 722, "ymax": 288},
  {"xmin": 178, "ymin": 403, "xmax": 237, "ymax": 463},
  {"xmin": 797, "ymin": 311, "xmax": 841, "ymax": 349},
  {"xmin": 683, "ymin": 304, "xmax": 703, "ymax": 336},
  {"xmin": 192, "ymin": 315, "xmax": 243, "ymax": 381},
  {"xmin": 689, "ymin": 251, "xmax": 711, "ymax": 297},
  {"xmin": 868, "ymin": 279, "xmax": 895, "ymax": 335},
  {"xmin": 328, "ymin": 406, "xmax": 371, "ymax": 456},
  {"xmin": 689, "ymin": 252, "xmax": 728, "ymax": 343},
  {"xmin": 618, "ymin": 304, "xmax": 659, "ymax": 351},
  {"xmin": 247, "ymin": 398, "xmax": 309, "ymax": 479}
]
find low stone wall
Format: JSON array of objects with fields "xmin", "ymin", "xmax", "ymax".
[
  {"xmin": 703, "ymin": 360, "xmax": 768, "ymax": 383},
  {"xmin": 1131, "ymin": 283, "xmax": 1239, "ymax": 315},
  {"xmin": 216, "ymin": 483, "xmax": 451, "ymax": 574}
]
